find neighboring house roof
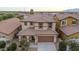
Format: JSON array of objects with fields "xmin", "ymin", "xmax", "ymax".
[
  {"xmin": 0, "ymin": 18, "xmax": 21, "ymax": 35},
  {"xmin": 56, "ymin": 13, "xmax": 79, "ymax": 20},
  {"xmin": 18, "ymin": 27, "xmax": 58, "ymax": 36},
  {"xmin": 60, "ymin": 25, "xmax": 79, "ymax": 35},
  {"xmin": 21, "ymin": 13, "xmax": 56, "ymax": 22}
]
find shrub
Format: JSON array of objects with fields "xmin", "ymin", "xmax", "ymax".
[
  {"xmin": 7, "ymin": 43, "xmax": 17, "ymax": 51},
  {"xmin": 59, "ymin": 41, "xmax": 67, "ymax": 51},
  {"xmin": 19, "ymin": 40, "xmax": 30, "ymax": 51},
  {"xmin": 0, "ymin": 41, "xmax": 6, "ymax": 49},
  {"xmin": 20, "ymin": 40, "xmax": 25, "ymax": 46},
  {"xmin": 69, "ymin": 42, "xmax": 79, "ymax": 51}
]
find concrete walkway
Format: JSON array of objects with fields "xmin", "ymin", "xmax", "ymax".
[{"xmin": 38, "ymin": 42, "xmax": 56, "ymax": 51}]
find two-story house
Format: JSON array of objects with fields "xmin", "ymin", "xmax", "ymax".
[
  {"xmin": 18, "ymin": 13, "xmax": 58, "ymax": 44},
  {"xmin": 55, "ymin": 12, "xmax": 79, "ymax": 40}
]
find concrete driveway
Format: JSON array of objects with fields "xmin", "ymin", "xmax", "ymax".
[{"xmin": 38, "ymin": 42, "xmax": 56, "ymax": 51}]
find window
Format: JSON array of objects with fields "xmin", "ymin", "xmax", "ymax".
[
  {"xmin": 2, "ymin": 36, "xmax": 5, "ymax": 38},
  {"xmin": 72, "ymin": 20, "xmax": 77, "ymax": 24},
  {"xmin": 22, "ymin": 36, "xmax": 26, "ymax": 39},
  {"xmin": 0, "ymin": 36, "xmax": 5, "ymax": 38},
  {"xmin": 61, "ymin": 20, "xmax": 66, "ymax": 26},
  {"xmin": 48, "ymin": 22, "xmax": 52, "ymax": 28},
  {"xmin": 30, "ymin": 22, "xmax": 33, "ymax": 25},
  {"xmin": 24, "ymin": 22, "xmax": 27, "ymax": 25},
  {"xmin": 39, "ymin": 23, "xmax": 43, "ymax": 29}
]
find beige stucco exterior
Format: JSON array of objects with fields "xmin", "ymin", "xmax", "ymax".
[{"xmin": 21, "ymin": 21, "xmax": 56, "ymax": 31}]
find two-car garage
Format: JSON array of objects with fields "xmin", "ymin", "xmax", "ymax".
[
  {"xmin": 38, "ymin": 36, "xmax": 54, "ymax": 42},
  {"xmin": 37, "ymin": 36, "xmax": 57, "ymax": 51}
]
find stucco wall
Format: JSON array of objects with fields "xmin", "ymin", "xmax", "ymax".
[
  {"xmin": 66, "ymin": 17, "xmax": 75, "ymax": 26},
  {"xmin": 21, "ymin": 21, "xmax": 32, "ymax": 30},
  {"xmin": 56, "ymin": 17, "xmax": 76, "ymax": 29},
  {"xmin": 34, "ymin": 22, "xmax": 48, "ymax": 30},
  {"xmin": 22, "ymin": 22, "xmax": 56, "ymax": 31}
]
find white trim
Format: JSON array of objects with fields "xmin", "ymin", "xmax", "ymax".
[
  {"xmin": 34, "ymin": 36, "xmax": 38, "ymax": 44},
  {"xmin": 26, "ymin": 36, "xmax": 30, "ymax": 42},
  {"xmin": 54, "ymin": 35, "xmax": 57, "ymax": 43}
]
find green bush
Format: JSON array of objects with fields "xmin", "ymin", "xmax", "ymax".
[
  {"xmin": 7, "ymin": 43, "xmax": 17, "ymax": 51},
  {"xmin": 69, "ymin": 42, "xmax": 79, "ymax": 51},
  {"xmin": 0, "ymin": 41, "xmax": 6, "ymax": 49},
  {"xmin": 20, "ymin": 40, "xmax": 25, "ymax": 46},
  {"xmin": 59, "ymin": 41, "xmax": 67, "ymax": 51},
  {"xmin": 19, "ymin": 40, "xmax": 30, "ymax": 51}
]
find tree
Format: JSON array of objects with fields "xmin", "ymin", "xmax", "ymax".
[
  {"xmin": 0, "ymin": 15, "xmax": 4, "ymax": 21},
  {"xmin": 6, "ymin": 14, "xmax": 14, "ymax": 18},
  {"xmin": 0, "ymin": 41, "xmax": 6, "ymax": 49},
  {"xmin": 30, "ymin": 9, "xmax": 34, "ymax": 14},
  {"xmin": 7, "ymin": 43, "xmax": 17, "ymax": 51},
  {"xmin": 2, "ymin": 14, "xmax": 8, "ymax": 20},
  {"xmin": 17, "ymin": 15, "xmax": 24, "ymax": 20}
]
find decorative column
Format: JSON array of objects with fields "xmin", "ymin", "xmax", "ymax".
[
  {"xmin": 52, "ymin": 23, "xmax": 56, "ymax": 31},
  {"xmin": 27, "ymin": 22, "xmax": 30, "ymax": 27},
  {"xmin": 54, "ymin": 35, "xmax": 57, "ymax": 43},
  {"xmin": 66, "ymin": 45, "xmax": 70, "ymax": 51},
  {"xmin": 18, "ymin": 36, "xmax": 22, "ymax": 41},
  {"xmin": 34, "ymin": 36, "xmax": 38, "ymax": 45},
  {"xmin": 26, "ymin": 36, "xmax": 30, "ymax": 42}
]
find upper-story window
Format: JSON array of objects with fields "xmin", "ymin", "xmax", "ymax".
[
  {"xmin": 30, "ymin": 22, "xmax": 33, "ymax": 25},
  {"xmin": 24, "ymin": 22, "xmax": 27, "ymax": 25},
  {"xmin": 72, "ymin": 19, "xmax": 77, "ymax": 24},
  {"xmin": 39, "ymin": 23, "xmax": 43, "ymax": 29},
  {"xmin": 61, "ymin": 20, "xmax": 67, "ymax": 26},
  {"xmin": 0, "ymin": 36, "xmax": 5, "ymax": 38},
  {"xmin": 48, "ymin": 22, "xmax": 52, "ymax": 28}
]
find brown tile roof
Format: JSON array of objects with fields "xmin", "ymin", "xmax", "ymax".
[
  {"xmin": 60, "ymin": 25, "xmax": 79, "ymax": 35},
  {"xmin": 18, "ymin": 27, "xmax": 58, "ymax": 36},
  {"xmin": 17, "ymin": 27, "xmax": 36, "ymax": 36},
  {"xmin": 0, "ymin": 18, "xmax": 21, "ymax": 35},
  {"xmin": 56, "ymin": 13, "xmax": 79, "ymax": 20},
  {"xmin": 21, "ymin": 13, "xmax": 56, "ymax": 22}
]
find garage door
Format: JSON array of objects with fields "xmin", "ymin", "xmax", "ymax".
[{"xmin": 38, "ymin": 36, "xmax": 54, "ymax": 42}]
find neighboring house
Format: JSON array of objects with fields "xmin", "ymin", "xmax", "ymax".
[
  {"xmin": 55, "ymin": 13, "xmax": 79, "ymax": 40},
  {"xmin": 18, "ymin": 13, "xmax": 58, "ymax": 44},
  {"xmin": 0, "ymin": 18, "xmax": 21, "ymax": 41}
]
